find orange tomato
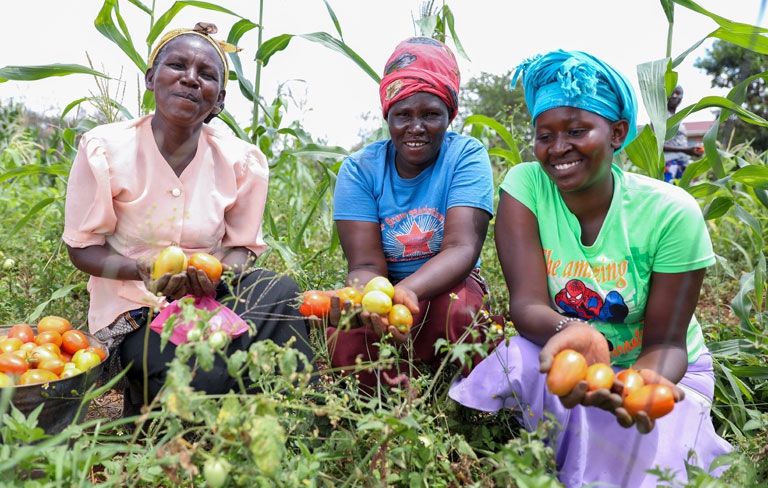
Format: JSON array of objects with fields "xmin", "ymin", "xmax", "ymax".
[
  {"xmin": 0, "ymin": 337, "xmax": 23, "ymax": 353},
  {"xmin": 84, "ymin": 345, "xmax": 107, "ymax": 362},
  {"xmin": 361, "ymin": 290, "xmax": 392, "ymax": 315},
  {"xmin": 298, "ymin": 291, "xmax": 332, "ymax": 318},
  {"xmin": 61, "ymin": 330, "xmax": 90, "ymax": 355},
  {"xmin": 8, "ymin": 324, "xmax": 35, "ymax": 344},
  {"xmin": 546, "ymin": 349, "xmax": 588, "ymax": 396},
  {"xmin": 388, "ymin": 304, "xmax": 413, "ymax": 333},
  {"xmin": 189, "ymin": 252, "xmax": 223, "ymax": 281},
  {"xmin": 36, "ymin": 315, "xmax": 72, "ymax": 335},
  {"xmin": 585, "ymin": 363, "xmax": 616, "ymax": 391},
  {"xmin": 35, "ymin": 330, "xmax": 63, "ymax": 347},
  {"xmin": 616, "ymin": 369, "xmax": 645, "ymax": 398},
  {"xmin": 38, "ymin": 357, "xmax": 67, "ymax": 376},
  {"xmin": 153, "ymin": 245, "xmax": 188, "ymax": 280},
  {"xmin": 623, "ymin": 384, "xmax": 675, "ymax": 419},
  {"xmin": 38, "ymin": 342, "xmax": 62, "ymax": 357},
  {"xmin": 19, "ymin": 368, "xmax": 59, "ymax": 386},
  {"xmin": 0, "ymin": 352, "xmax": 29, "ymax": 375},
  {"xmin": 335, "ymin": 286, "xmax": 363, "ymax": 306}
]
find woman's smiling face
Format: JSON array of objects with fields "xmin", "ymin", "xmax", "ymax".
[
  {"xmin": 145, "ymin": 34, "xmax": 226, "ymax": 128},
  {"xmin": 533, "ymin": 106, "xmax": 627, "ymax": 193},
  {"xmin": 387, "ymin": 92, "xmax": 450, "ymax": 179}
]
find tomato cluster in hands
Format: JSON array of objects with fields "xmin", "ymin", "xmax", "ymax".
[
  {"xmin": 188, "ymin": 252, "xmax": 223, "ymax": 281},
  {"xmin": 616, "ymin": 369, "xmax": 675, "ymax": 420},
  {"xmin": 361, "ymin": 276, "xmax": 395, "ymax": 315},
  {"xmin": 0, "ymin": 316, "xmax": 106, "ymax": 387}
]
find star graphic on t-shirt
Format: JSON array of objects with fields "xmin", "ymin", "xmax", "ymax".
[{"xmin": 395, "ymin": 221, "xmax": 434, "ymax": 257}]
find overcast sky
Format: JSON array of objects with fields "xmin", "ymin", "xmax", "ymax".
[{"xmin": 1, "ymin": 0, "xmax": 765, "ymax": 147}]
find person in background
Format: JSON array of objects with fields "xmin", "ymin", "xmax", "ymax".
[
  {"xmin": 326, "ymin": 36, "xmax": 495, "ymax": 389},
  {"xmin": 448, "ymin": 50, "xmax": 732, "ymax": 487},
  {"xmin": 663, "ymin": 85, "xmax": 703, "ymax": 184},
  {"xmin": 63, "ymin": 23, "xmax": 315, "ymax": 415}
]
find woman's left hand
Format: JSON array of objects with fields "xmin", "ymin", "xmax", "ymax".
[
  {"xmin": 187, "ymin": 266, "xmax": 218, "ymax": 297},
  {"xmin": 613, "ymin": 369, "xmax": 685, "ymax": 433}
]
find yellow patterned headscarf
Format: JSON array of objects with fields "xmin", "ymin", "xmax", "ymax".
[{"xmin": 148, "ymin": 22, "xmax": 240, "ymax": 88}]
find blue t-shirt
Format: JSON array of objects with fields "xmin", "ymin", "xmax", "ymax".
[{"xmin": 333, "ymin": 132, "xmax": 494, "ymax": 281}]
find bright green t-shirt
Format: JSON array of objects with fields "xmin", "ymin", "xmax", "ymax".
[{"xmin": 500, "ymin": 162, "xmax": 715, "ymax": 367}]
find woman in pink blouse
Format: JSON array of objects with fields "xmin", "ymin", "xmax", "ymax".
[{"xmin": 63, "ymin": 23, "xmax": 315, "ymax": 415}]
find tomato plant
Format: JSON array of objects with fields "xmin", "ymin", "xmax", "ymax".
[
  {"xmin": 203, "ymin": 458, "xmax": 230, "ymax": 488},
  {"xmin": 37, "ymin": 315, "xmax": 72, "ymax": 335},
  {"xmin": 153, "ymin": 245, "xmax": 188, "ymax": 279},
  {"xmin": 361, "ymin": 290, "xmax": 392, "ymax": 315},
  {"xmin": 208, "ymin": 330, "xmax": 229, "ymax": 350},
  {"xmin": 546, "ymin": 349, "xmax": 588, "ymax": 396},
  {"xmin": 388, "ymin": 304, "xmax": 413, "ymax": 333},
  {"xmin": 189, "ymin": 252, "xmax": 223, "ymax": 281},
  {"xmin": 363, "ymin": 276, "xmax": 395, "ymax": 298},
  {"xmin": 61, "ymin": 330, "xmax": 90, "ymax": 355},
  {"xmin": 616, "ymin": 369, "xmax": 645, "ymax": 398},
  {"xmin": 585, "ymin": 363, "xmax": 615, "ymax": 391},
  {"xmin": 623, "ymin": 384, "xmax": 675, "ymax": 419},
  {"xmin": 298, "ymin": 291, "xmax": 332, "ymax": 318}
]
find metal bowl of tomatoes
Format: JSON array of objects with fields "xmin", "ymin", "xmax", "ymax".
[{"xmin": 0, "ymin": 319, "xmax": 109, "ymax": 436}]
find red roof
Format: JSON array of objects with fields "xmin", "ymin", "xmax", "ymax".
[{"xmin": 682, "ymin": 120, "xmax": 715, "ymax": 136}]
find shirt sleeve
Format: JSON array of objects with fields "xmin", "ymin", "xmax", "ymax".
[
  {"xmin": 333, "ymin": 155, "xmax": 380, "ymax": 223},
  {"xmin": 62, "ymin": 133, "xmax": 117, "ymax": 248},
  {"xmin": 652, "ymin": 190, "xmax": 714, "ymax": 273},
  {"xmin": 220, "ymin": 146, "xmax": 269, "ymax": 256}
]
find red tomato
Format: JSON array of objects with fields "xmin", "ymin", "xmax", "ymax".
[
  {"xmin": 363, "ymin": 276, "xmax": 395, "ymax": 298},
  {"xmin": 35, "ymin": 330, "xmax": 63, "ymax": 347},
  {"xmin": 623, "ymin": 384, "xmax": 675, "ymax": 419},
  {"xmin": 0, "ymin": 352, "xmax": 29, "ymax": 375},
  {"xmin": 616, "ymin": 369, "xmax": 645, "ymax": 398},
  {"xmin": 388, "ymin": 304, "xmax": 413, "ymax": 333},
  {"xmin": 546, "ymin": 349, "xmax": 588, "ymax": 396},
  {"xmin": 37, "ymin": 316, "xmax": 72, "ymax": 335},
  {"xmin": 585, "ymin": 363, "xmax": 616, "ymax": 391},
  {"xmin": 189, "ymin": 252, "xmax": 223, "ymax": 281},
  {"xmin": 361, "ymin": 290, "xmax": 392, "ymax": 315},
  {"xmin": 8, "ymin": 324, "xmax": 35, "ymax": 344},
  {"xmin": 19, "ymin": 368, "xmax": 59, "ymax": 386},
  {"xmin": 61, "ymin": 330, "xmax": 90, "ymax": 355},
  {"xmin": 298, "ymin": 291, "xmax": 332, "ymax": 318}
]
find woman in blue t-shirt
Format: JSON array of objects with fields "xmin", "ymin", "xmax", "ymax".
[{"xmin": 328, "ymin": 37, "xmax": 495, "ymax": 389}]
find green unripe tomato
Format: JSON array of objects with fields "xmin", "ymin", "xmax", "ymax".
[{"xmin": 203, "ymin": 458, "xmax": 230, "ymax": 488}]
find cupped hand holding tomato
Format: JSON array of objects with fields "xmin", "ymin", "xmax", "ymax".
[
  {"xmin": 613, "ymin": 368, "xmax": 684, "ymax": 433},
  {"xmin": 137, "ymin": 256, "xmax": 188, "ymax": 300}
]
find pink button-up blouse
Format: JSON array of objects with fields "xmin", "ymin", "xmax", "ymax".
[{"xmin": 63, "ymin": 115, "xmax": 269, "ymax": 333}]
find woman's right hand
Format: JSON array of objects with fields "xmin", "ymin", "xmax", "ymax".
[{"xmin": 136, "ymin": 256, "xmax": 188, "ymax": 300}]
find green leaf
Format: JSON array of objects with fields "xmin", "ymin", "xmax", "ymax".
[
  {"xmin": 95, "ymin": 0, "xmax": 146, "ymax": 72},
  {"xmin": 463, "ymin": 114, "xmax": 521, "ymax": 164},
  {"xmin": 703, "ymin": 196, "xmax": 733, "ymax": 220},
  {"xmin": 730, "ymin": 165, "xmax": 768, "ymax": 190},
  {"xmin": 0, "ymin": 64, "xmax": 107, "ymax": 83},
  {"xmin": 147, "ymin": 1, "xmax": 244, "ymax": 47}
]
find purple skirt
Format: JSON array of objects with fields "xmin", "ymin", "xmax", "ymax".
[{"xmin": 448, "ymin": 335, "xmax": 733, "ymax": 487}]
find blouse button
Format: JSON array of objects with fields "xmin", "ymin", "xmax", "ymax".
[{"xmin": 171, "ymin": 188, "xmax": 181, "ymax": 197}]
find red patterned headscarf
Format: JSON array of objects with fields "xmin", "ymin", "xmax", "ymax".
[{"xmin": 379, "ymin": 37, "xmax": 460, "ymax": 121}]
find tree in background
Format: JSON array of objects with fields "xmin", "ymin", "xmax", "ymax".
[
  {"xmin": 695, "ymin": 39, "xmax": 768, "ymax": 152},
  {"xmin": 458, "ymin": 71, "xmax": 533, "ymax": 162}
]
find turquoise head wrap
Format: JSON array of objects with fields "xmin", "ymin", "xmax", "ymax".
[{"xmin": 511, "ymin": 50, "xmax": 638, "ymax": 151}]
